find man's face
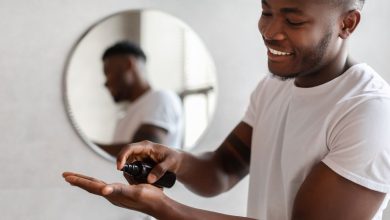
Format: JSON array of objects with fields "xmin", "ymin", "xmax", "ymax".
[
  {"xmin": 259, "ymin": 0, "xmax": 342, "ymax": 79},
  {"xmin": 103, "ymin": 55, "xmax": 133, "ymax": 102}
]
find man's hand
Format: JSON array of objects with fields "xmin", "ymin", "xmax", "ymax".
[
  {"xmin": 117, "ymin": 140, "xmax": 183, "ymax": 185},
  {"xmin": 62, "ymin": 172, "xmax": 164, "ymax": 214},
  {"xmin": 62, "ymin": 171, "xmax": 255, "ymax": 220}
]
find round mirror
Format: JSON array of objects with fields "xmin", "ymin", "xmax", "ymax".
[{"xmin": 65, "ymin": 9, "xmax": 217, "ymax": 161}]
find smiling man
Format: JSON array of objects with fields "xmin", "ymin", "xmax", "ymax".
[{"xmin": 63, "ymin": 0, "xmax": 390, "ymax": 219}]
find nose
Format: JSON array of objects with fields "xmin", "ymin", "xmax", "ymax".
[{"xmin": 259, "ymin": 18, "xmax": 286, "ymax": 41}]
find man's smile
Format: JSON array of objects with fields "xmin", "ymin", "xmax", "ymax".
[
  {"xmin": 268, "ymin": 47, "xmax": 293, "ymax": 56},
  {"xmin": 267, "ymin": 47, "xmax": 294, "ymax": 62}
]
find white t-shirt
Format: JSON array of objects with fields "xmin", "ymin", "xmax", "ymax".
[
  {"xmin": 243, "ymin": 63, "xmax": 390, "ymax": 220},
  {"xmin": 113, "ymin": 90, "xmax": 183, "ymax": 148}
]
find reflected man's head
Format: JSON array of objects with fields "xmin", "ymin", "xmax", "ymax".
[
  {"xmin": 102, "ymin": 41, "xmax": 149, "ymax": 103},
  {"xmin": 259, "ymin": 0, "xmax": 364, "ymax": 79}
]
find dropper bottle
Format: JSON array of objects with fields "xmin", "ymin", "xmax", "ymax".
[{"xmin": 122, "ymin": 161, "xmax": 176, "ymax": 188}]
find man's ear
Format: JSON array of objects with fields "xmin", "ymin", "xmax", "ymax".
[
  {"xmin": 125, "ymin": 56, "xmax": 142, "ymax": 81},
  {"xmin": 126, "ymin": 56, "xmax": 136, "ymax": 70},
  {"xmin": 121, "ymin": 56, "xmax": 135, "ymax": 82},
  {"xmin": 339, "ymin": 10, "xmax": 361, "ymax": 39}
]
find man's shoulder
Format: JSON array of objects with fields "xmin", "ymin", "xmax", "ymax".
[
  {"xmin": 145, "ymin": 90, "xmax": 182, "ymax": 110},
  {"xmin": 341, "ymin": 63, "xmax": 390, "ymax": 97},
  {"xmin": 148, "ymin": 90, "xmax": 180, "ymax": 102},
  {"xmin": 149, "ymin": 89, "xmax": 178, "ymax": 97},
  {"xmin": 346, "ymin": 63, "xmax": 387, "ymax": 83},
  {"xmin": 329, "ymin": 64, "xmax": 390, "ymax": 124}
]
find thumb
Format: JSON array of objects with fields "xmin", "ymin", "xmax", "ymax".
[
  {"xmin": 101, "ymin": 183, "xmax": 124, "ymax": 196},
  {"xmin": 102, "ymin": 185, "xmax": 114, "ymax": 195},
  {"xmin": 147, "ymin": 161, "xmax": 172, "ymax": 184}
]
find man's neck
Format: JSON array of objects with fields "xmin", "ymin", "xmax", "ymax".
[
  {"xmin": 128, "ymin": 85, "xmax": 151, "ymax": 102},
  {"xmin": 294, "ymin": 44, "xmax": 355, "ymax": 88}
]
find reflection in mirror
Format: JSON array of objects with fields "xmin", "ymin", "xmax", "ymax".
[{"xmin": 65, "ymin": 9, "xmax": 217, "ymax": 160}]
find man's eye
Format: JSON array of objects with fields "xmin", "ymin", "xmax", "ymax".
[
  {"xmin": 286, "ymin": 19, "xmax": 306, "ymax": 26},
  {"xmin": 261, "ymin": 12, "xmax": 272, "ymax": 17}
]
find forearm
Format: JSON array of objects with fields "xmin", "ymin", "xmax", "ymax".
[
  {"xmin": 96, "ymin": 143, "xmax": 127, "ymax": 157},
  {"xmin": 175, "ymin": 122, "xmax": 252, "ymax": 197},
  {"xmin": 149, "ymin": 194, "xmax": 255, "ymax": 220},
  {"xmin": 98, "ymin": 124, "xmax": 167, "ymax": 157},
  {"xmin": 176, "ymin": 151, "xmax": 231, "ymax": 197}
]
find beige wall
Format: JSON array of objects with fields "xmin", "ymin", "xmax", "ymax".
[{"xmin": 0, "ymin": 0, "xmax": 389, "ymax": 219}]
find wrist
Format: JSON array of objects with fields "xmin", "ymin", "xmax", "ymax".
[
  {"xmin": 175, "ymin": 150, "xmax": 187, "ymax": 178},
  {"xmin": 147, "ymin": 194, "xmax": 181, "ymax": 220}
]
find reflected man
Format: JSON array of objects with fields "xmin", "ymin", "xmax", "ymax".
[{"xmin": 96, "ymin": 41, "xmax": 183, "ymax": 157}]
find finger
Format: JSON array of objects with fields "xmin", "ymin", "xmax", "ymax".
[
  {"xmin": 62, "ymin": 172, "xmax": 106, "ymax": 184},
  {"xmin": 117, "ymin": 141, "xmax": 152, "ymax": 169},
  {"xmin": 103, "ymin": 183, "xmax": 151, "ymax": 198},
  {"xmin": 101, "ymin": 185, "xmax": 114, "ymax": 195},
  {"xmin": 65, "ymin": 176, "xmax": 107, "ymax": 195},
  {"xmin": 116, "ymin": 141, "xmax": 153, "ymax": 170},
  {"xmin": 101, "ymin": 184, "xmax": 137, "ymax": 209},
  {"xmin": 101, "ymin": 183, "xmax": 128, "ymax": 196},
  {"xmin": 147, "ymin": 158, "xmax": 175, "ymax": 184},
  {"xmin": 62, "ymin": 172, "xmax": 77, "ymax": 178}
]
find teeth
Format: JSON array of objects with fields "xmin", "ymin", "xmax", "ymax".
[{"xmin": 269, "ymin": 48, "xmax": 292, "ymax": 56}]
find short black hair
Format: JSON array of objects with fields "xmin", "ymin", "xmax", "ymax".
[{"xmin": 102, "ymin": 41, "xmax": 147, "ymax": 61}]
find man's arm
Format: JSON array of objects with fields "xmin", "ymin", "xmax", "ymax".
[
  {"xmin": 292, "ymin": 162, "xmax": 386, "ymax": 220},
  {"xmin": 176, "ymin": 121, "xmax": 252, "ymax": 196},
  {"xmin": 152, "ymin": 193, "xmax": 255, "ymax": 220},
  {"xmin": 115, "ymin": 121, "xmax": 252, "ymax": 197},
  {"xmin": 98, "ymin": 124, "xmax": 168, "ymax": 157}
]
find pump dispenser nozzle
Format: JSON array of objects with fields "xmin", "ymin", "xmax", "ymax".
[{"xmin": 122, "ymin": 161, "xmax": 176, "ymax": 188}]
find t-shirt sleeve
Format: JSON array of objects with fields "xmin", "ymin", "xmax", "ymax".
[
  {"xmin": 322, "ymin": 98, "xmax": 390, "ymax": 193},
  {"xmin": 142, "ymin": 91, "xmax": 183, "ymax": 133},
  {"xmin": 242, "ymin": 77, "xmax": 268, "ymax": 126}
]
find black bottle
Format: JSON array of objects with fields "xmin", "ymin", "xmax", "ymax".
[{"xmin": 122, "ymin": 161, "xmax": 176, "ymax": 188}]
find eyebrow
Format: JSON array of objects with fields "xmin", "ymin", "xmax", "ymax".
[
  {"xmin": 262, "ymin": 0, "xmax": 306, "ymax": 15},
  {"xmin": 280, "ymin": 8, "xmax": 305, "ymax": 15}
]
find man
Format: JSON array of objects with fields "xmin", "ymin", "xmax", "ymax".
[
  {"xmin": 63, "ymin": 0, "xmax": 390, "ymax": 219},
  {"xmin": 96, "ymin": 41, "xmax": 183, "ymax": 157}
]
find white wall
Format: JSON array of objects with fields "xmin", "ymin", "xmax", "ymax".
[{"xmin": 0, "ymin": 0, "xmax": 389, "ymax": 219}]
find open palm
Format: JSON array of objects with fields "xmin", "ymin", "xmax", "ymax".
[{"xmin": 62, "ymin": 172, "xmax": 165, "ymax": 213}]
